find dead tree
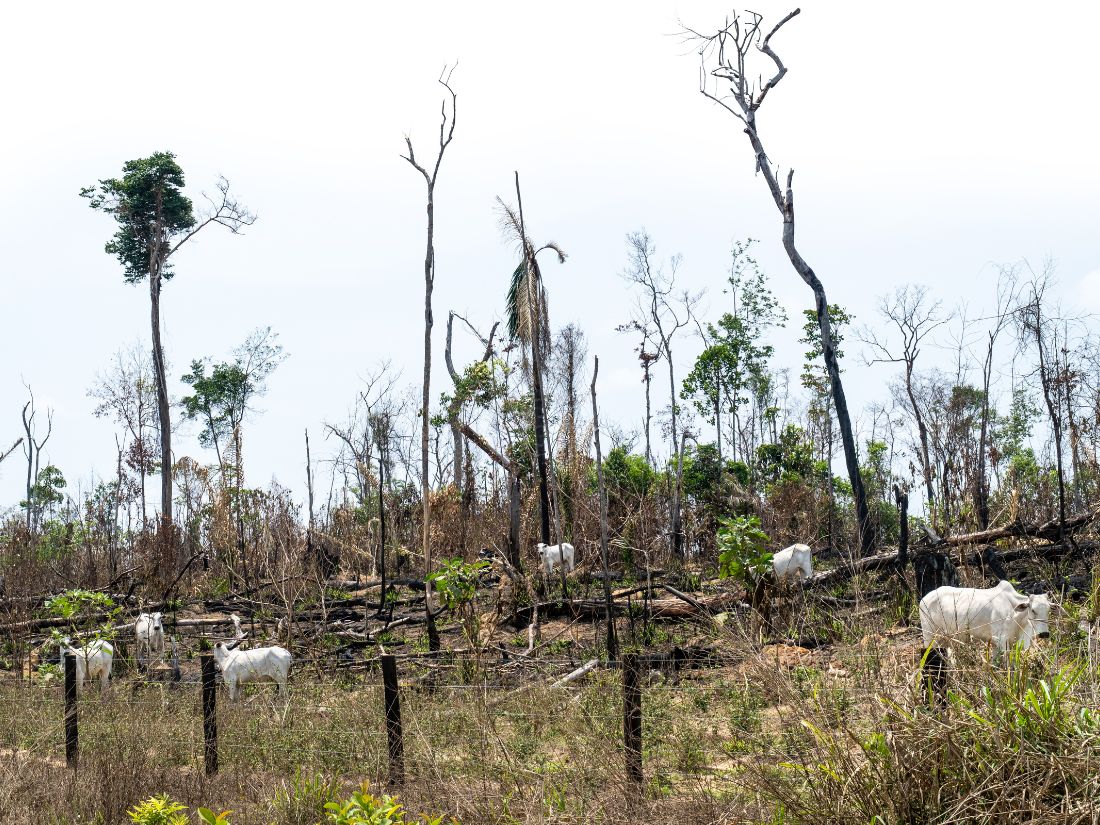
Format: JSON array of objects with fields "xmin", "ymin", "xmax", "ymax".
[
  {"xmin": 862, "ymin": 285, "xmax": 949, "ymax": 530},
  {"xmin": 21, "ymin": 386, "xmax": 53, "ymax": 532},
  {"xmin": 401, "ymin": 66, "xmax": 457, "ymax": 652},
  {"xmin": 692, "ymin": 9, "xmax": 874, "ymax": 555},
  {"xmin": 974, "ymin": 271, "xmax": 1019, "ymax": 529},
  {"xmin": 1016, "ymin": 270, "xmax": 1072, "ymax": 547},
  {"xmin": 622, "ymin": 232, "xmax": 699, "ymax": 559}
]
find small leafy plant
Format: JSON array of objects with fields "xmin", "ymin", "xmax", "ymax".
[
  {"xmin": 716, "ymin": 515, "xmax": 772, "ymax": 584},
  {"xmin": 127, "ymin": 796, "xmax": 190, "ymax": 825},
  {"xmin": 324, "ymin": 784, "xmax": 451, "ymax": 825}
]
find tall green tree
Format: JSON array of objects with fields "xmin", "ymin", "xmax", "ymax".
[
  {"xmin": 682, "ymin": 240, "xmax": 785, "ymax": 465},
  {"xmin": 81, "ymin": 152, "xmax": 255, "ymax": 573}
]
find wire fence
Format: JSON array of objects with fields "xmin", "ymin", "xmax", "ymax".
[{"xmin": 0, "ymin": 651, "xmax": 781, "ymax": 801}]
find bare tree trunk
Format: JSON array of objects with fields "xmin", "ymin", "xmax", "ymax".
[
  {"xmin": 21, "ymin": 402, "xmax": 33, "ymax": 530},
  {"xmin": 975, "ymin": 335, "xmax": 995, "ymax": 530},
  {"xmin": 666, "ymin": 347, "xmax": 684, "ymax": 559},
  {"xmin": 402, "ymin": 71, "xmax": 457, "ymax": 653},
  {"xmin": 905, "ymin": 366, "xmax": 936, "ymax": 529},
  {"xmin": 149, "ymin": 267, "xmax": 175, "ymax": 573},
  {"xmin": 305, "ymin": 428, "xmax": 316, "ymax": 568},
  {"xmin": 377, "ymin": 452, "xmax": 388, "ymax": 616},
  {"xmin": 643, "ymin": 359, "xmax": 653, "ymax": 466},
  {"xmin": 591, "ymin": 356, "xmax": 618, "ymax": 662},
  {"xmin": 715, "ymin": 366, "xmax": 723, "ymax": 468}
]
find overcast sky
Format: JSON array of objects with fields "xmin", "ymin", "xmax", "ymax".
[{"xmin": 2, "ymin": 1, "xmax": 1098, "ymax": 509}]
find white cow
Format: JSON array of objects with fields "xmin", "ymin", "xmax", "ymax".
[
  {"xmin": 213, "ymin": 642, "xmax": 292, "ymax": 701},
  {"xmin": 135, "ymin": 612, "xmax": 165, "ymax": 662},
  {"xmin": 772, "ymin": 543, "xmax": 813, "ymax": 584},
  {"xmin": 537, "ymin": 542, "xmax": 575, "ymax": 575},
  {"xmin": 60, "ymin": 638, "xmax": 114, "ymax": 695},
  {"xmin": 920, "ymin": 579, "xmax": 1051, "ymax": 653}
]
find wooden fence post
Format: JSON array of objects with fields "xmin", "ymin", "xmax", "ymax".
[
  {"xmin": 63, "ymin": 651, "xmax": 78, "ymax": 769},
  {"xmin": 200, "ymin": 653, "xmax": 218, "ymax": 776},
  {"xmin": 622, "ymin": 652, "xmax": 643, "ymax": 787},
  {"xmin": 381, "ymin": 654, "xmax": 404, "ymax": 785}
]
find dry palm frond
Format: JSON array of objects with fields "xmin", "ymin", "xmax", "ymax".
[{"xmin": 506, "ymin": 260, "xmax": 548, "ymax": 347}]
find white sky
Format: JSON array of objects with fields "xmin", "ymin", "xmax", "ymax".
[{"xmin": 1, "ymin": 1, "xmax": 1098, "ymax": 508}]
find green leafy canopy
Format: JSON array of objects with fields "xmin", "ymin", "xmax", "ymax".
[{"xmin": 81, "ymin": 152, "xmax": 197, "ymax": 283}]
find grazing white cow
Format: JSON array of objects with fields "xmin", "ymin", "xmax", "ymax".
[
  {"xmin": 537, "ymin": 542, "xmax": 575, "ymax": 575},
  {"xmin": 213, "ymin": 641, "xmax": 292, "ymax": 701},
  {"xmin": 135, "ymin": 612, "xmax": 165, "ymax": 662},
  {"xmin": 60, "ymin": 638, "xmax": 114, "ymax": 695},
  {"xmin": 772, "ymin": 543, "xmax": 813, "ymax": 584},
  {"xmin": 920, "ymin": 579, "xmax": 1051, "ymax": 653}
]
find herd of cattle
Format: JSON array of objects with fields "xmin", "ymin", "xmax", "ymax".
[
  {"xmin": 58, "ymin": 611, "xmax": 293, "ymax": 698},
  {"xmin": 51, "ymin": 541, "xmax": 1055, "ymax": 697}
]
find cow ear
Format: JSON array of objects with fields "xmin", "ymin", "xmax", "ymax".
[{"xmin": 1014, "ymin": 601, "xmax": 1029, "ymax": 612}]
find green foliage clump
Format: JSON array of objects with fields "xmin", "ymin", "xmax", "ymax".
[
  {"xmin": 427, "ymin": 558, "xmax": 489, "ymax": 611},
  {"xmin": 127, "ymin": 796, "xmax": 190, "ymax": 825},
  {"xmin": 755, "ymin": 424, "xmax": 817, "ymax": 485},
  {"xmin": 592, "ymin": 446, "xmax": 655, "ymax": 498},
  {"xmin": 127, "ymin": 797, "xmax": 232, "ymax": 825},
  {"xmin": 81, "ymin": 152, "xmax": 196, "ymax": 283},
  {"xmin": 325, "ymin": 784, "xmax": 452, "ymax": 825},
  {"xmin": 716, "ymin": 515, "xmax": 771, "ymax": 584}
]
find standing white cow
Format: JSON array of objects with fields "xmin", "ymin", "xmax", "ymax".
[
  {"xmin": 537, "ymin": 542, "xmax": 575, "ymax": 575},
  {"xmin": 60, "ymin": 637, "xmax": 114, "ymax": 695},
  {"xmin": 135, "ymin": 611, "xmax": 165, "ymax": 663},
  {"xmin": 772, "ymin": 543, "xmax": 813, "ymax": 584},
  {"xmin": 920, "ymin": 579, "xmax": 1051, "ymax": 653},
  {"xmin": 213, "ymin": 641, "xmax": 292, "ymax": 701}
]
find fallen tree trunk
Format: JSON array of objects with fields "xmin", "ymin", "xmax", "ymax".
[
  {"xmin": 804, "ymin": 549, "xmax": 902, "ymax": 590},
  {"xmin": 936, "ymin": 509, "xmax": 1097, "ymax": 547}
]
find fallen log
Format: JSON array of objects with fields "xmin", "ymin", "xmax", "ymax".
[
  {"xmin": 804, "ymin": 549, "xmax": 902, "ymax": 589},
  {"xmin": 933, "ymin": 508, "xmax": 1097, "ymax": 547},
  {"xmin": 551, "ymin": 658, "xmax": 601, "ymax": 688}
]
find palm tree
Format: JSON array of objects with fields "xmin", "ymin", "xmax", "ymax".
[{"xmin": 498, "ymin": 178, "xmax": 565, "ymax": 547}]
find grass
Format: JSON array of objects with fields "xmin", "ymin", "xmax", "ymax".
[{"xmin": 1, "ymin": 596, "xmax": 1099, "ymax": 823}]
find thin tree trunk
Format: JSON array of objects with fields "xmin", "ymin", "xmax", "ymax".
[
  {"xmin": 666, "ymin": 346, "xmax": 683, "ymax": 558},
  {"xmin": 643, "ymin": 362, "xmax": 653, "ymax": 466},
  {"xmin": 734, "ymin": 104, "xmax": 872, "ymax": 555},
  {"xmin": 715, "ymin": 366, "xmax": 723, "ymax": 468},
  {"xmin": 149, "ymin": 266, "xmax": 175, "ymax": 572},
  {"xmin": 305, "ymin": 428, "xmax": 315, "ymax": 568},
  {"xmin": 21, "ymin": 404, "xmax": 32, "ymax": 530},
  {"xmin": 975, "ymin": 338, "xmax": 994, "ymax": 531},
  {"xmin": 377, "ymin": 452, "xmax": 388, "ymax": 616},
  {"xmin": 420, "ymin": 185, "xmax": 439, "ymax": 649},
  {"xmin": 905, "ymin": 364, "xmax": 936, "ymax": 530},
  {"xmin": 591, "ymin": 356, "xmax": 618, "ymax": 662},
  {"xmin": 509, "ymin": 473, "xmax": 522, "ymax": 570}
]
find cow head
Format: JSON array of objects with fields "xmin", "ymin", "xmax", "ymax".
[
  {"xmin": 1015, "ymin": 593, "xmax": 1052, "ymax": 640},
  {"xmin": 151, "ymin": 612, "xmax": 163, "ymax": 630},
  {"xmin": 536, "ymin": 542, "xmax": 548, "ymax": 555}
]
